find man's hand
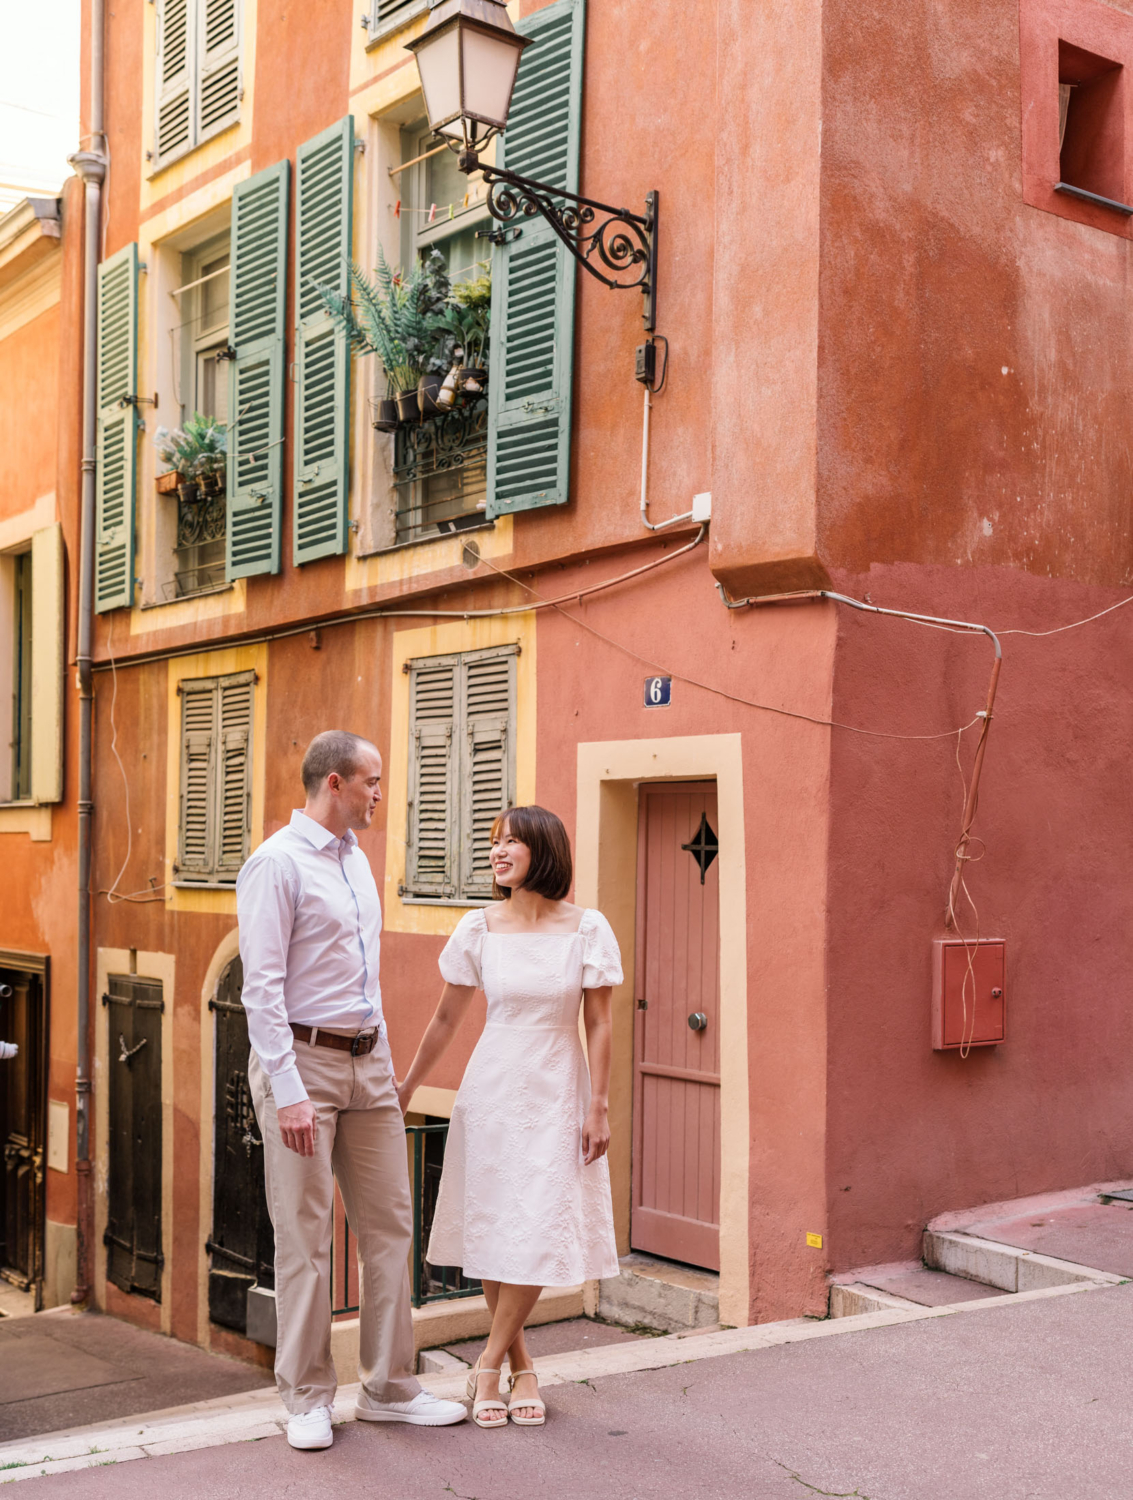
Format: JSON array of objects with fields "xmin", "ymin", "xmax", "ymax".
[
  {"xmin": 395, "ymin": 1078, "xmax": 413, "ymax": 1117},
  {"xmin": 277, "ymin": 1100, "xmax": 318, "ymax": 1157}
]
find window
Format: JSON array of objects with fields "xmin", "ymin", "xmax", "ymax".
[
  {"xmin": 1020, "ymin": 0, "xmax": 1133, "ymax": 236},
  {"xmin": 154, "ymin": 0, "xmax": 241, "ymax": 169},
  {"xmin": 1057, "ymin": 42, "xmax": 1125, "ymax": 207},
  {"xmin": 168, "ymin": 233, "xmax": 230, "ymax": 599},
  {"xmin": 0, "ymin": 526, "xmax": 64, "ymax": 804},
  {"xmin": 364, "ymin": 0, "xmax": 428, "ymax": 42},
  {"xmin": 392, "ymin": 121, "xmax": 493, "ymax": 545},
  {"xmin": 176, "ymin": 670, "xmax": 254, "ymax": 886},
  {"xmin": 403, "ymin": 646, "xmax": 517, "ymax": 903}
]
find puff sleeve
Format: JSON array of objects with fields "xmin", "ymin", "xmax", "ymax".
[
  {"xmin": 438, "ymin": 908, "xmax": 487, "ymax": 988},
  {"xmin": 581, "ymin": 909, "xmax": 624, "ymax": 989}
]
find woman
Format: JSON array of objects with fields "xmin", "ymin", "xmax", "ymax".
[{"xmin": 396, "ymin": 805, "xmax": 622, "ymax": 1428}]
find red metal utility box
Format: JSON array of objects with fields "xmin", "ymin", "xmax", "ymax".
[{"xmin": 932, "ymin": 939, "xmax": 1006, "ymax": 1050}]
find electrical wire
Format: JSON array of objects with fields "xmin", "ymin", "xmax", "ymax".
[
  {"xmin": 474, "ymin": 553, "xmax": 986, "ymax": 743},
  {"xmin": 997, "ymin": 592, "xmax": 1133, "ymax": 637},
  {"xmin": 98, "ymin": 616, "xmax": 167, "ymax": 904}
]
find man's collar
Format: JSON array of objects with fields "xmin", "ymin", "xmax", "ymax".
[{"xmin": 289, "ymin": 809, "xmax": 357, "ymax": 850}]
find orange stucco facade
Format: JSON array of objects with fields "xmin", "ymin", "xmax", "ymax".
[{"xmin": 8, "ymin": 0, "xmax": 1133, "ymax": 1342}]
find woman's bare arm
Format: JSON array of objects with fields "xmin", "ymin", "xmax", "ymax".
[
  {"xmin": 581, "ymin": 985, "xmax": 613, "ymax": 1164},
  {"xmin": 396, "ymin": 982, "xmax": 477, "ymax": 1114}
]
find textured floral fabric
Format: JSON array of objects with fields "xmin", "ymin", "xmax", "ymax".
[{"xmin": 426, "ymin": 908, "xmax": 623, "ymax": 1286}]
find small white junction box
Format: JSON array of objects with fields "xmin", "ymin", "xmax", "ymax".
[{"xmin": 692, "ymin": 492, "xmax": 712, "ymax": 522}]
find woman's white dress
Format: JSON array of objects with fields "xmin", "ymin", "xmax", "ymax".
[{"xmin": 425, "ymin": 907, "xmax": 623, "ymax": 1286}]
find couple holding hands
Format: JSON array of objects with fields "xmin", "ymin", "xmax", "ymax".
[{"xmin": 236, "ymin": 730, "xmax": 622, "ymax": 1447}]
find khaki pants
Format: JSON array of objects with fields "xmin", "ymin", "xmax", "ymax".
[{"xmin": 249, "ymin": 1032, "xmax": 421, "ymax": 1414}]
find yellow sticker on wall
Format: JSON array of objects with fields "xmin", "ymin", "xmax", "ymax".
[{"xmin": 806, "ymin": 1232, "xmax": 823, "ymax": 1249}]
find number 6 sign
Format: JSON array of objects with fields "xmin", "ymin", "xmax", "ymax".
[{"xmin": 644, "ymin": 676, "xmax": 672, "ymax": 707}]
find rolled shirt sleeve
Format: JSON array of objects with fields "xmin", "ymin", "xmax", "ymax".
[{"xmin": 236, "ymin": 853, "xmax": 308, "ymax": 1109}]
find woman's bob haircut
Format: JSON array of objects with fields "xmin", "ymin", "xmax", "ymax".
[{"xmin": 490, "ymin": 805, "xmax": 573, "ymax": 902}]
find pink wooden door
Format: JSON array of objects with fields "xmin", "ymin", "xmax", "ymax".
[{"xmin": 632, "ymin": 783, "xmax": 721, "ymax": 1270}]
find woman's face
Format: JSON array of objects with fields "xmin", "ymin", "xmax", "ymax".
[{"xmin": 490, "ymin": 819, "xmax": 531, "ymax": 891}]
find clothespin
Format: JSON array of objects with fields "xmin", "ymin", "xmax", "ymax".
[
  {"xmin": 462, "ymin": 190, "xmax": 470, "ymax": 209},
  {"xmin": 394, "ymin": 199, "xmax": 401, "ymax": 218},
  {"xmin": 448, "ymin": 202, "xmax": 455, "ymax": 220},
  {"xmin": 428, "ymin": 202, "xmax": 437, "ymax": 222}
]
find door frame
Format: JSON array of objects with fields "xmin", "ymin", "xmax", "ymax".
[
  {"xmin": 575, "ymin": 734, "xmax": 750, "ymax": 1328},
  {"xmin": 0, "ymin": 948, "xmax": 49, "ymax": 1306}
]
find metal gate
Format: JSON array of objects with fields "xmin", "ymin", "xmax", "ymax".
[
  {"xmin": 207, "ymin": 955, "xmax": 274, "ymax": 1332},
  {"xmin": 103, "ymin": 974, "xmax": 164, "ymax": 1300},
  {"xmin": 0, "ymin": 959, "xmax": 47, "ymax": 1301}
]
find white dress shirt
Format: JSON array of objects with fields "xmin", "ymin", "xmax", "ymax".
[{"xmin": 236, "ymin": 809, "xmax": 384, "ymax": 1108}]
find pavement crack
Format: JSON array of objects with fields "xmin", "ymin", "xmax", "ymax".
[
  {"xmin": 442, "ymin": 1485, "xmax": 478, "ymax": 1500},
  {"xmin": 776, "ymin": 1460, "xmax": 873, "ymax": 1498}
]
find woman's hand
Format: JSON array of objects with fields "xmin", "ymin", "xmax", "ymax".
[
  {"xmin": 582, "ymin": 1104, "xmax": 610, "ymax": 1165},
  {"xmin": 395, "ymin": 1078, "xmax": 414, "ymax": 1117}
]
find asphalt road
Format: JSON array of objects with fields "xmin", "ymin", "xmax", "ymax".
[{"xmin": 13, "ymin": 1281, "xmax": 1133, "ymax": 1499}]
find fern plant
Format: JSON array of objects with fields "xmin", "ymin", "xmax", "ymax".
[
  {"xmin": 314, "ymin": 247, "xmax": 455, "ymax": 393},
  {"xmin": 154, "ymin": 412, "xmax": 227, "ymax": 480}
]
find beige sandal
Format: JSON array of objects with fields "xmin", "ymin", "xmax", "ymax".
[
  {"xmin": 506, "ymin": 1368, "xmax": 546, "ymax": 1426},
  {"xmin": 466, "ymin": 1360, "xmax": 508, "ymax": 1428}
]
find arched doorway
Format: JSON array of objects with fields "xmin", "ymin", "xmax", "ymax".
[{"xmin": 206, "ymin": 954, "xmax": 274, "ymax": 1333}]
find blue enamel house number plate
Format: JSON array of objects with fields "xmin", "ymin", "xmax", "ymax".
[{"xmin": 644, "ymin": 676, "xmax": 672, "ymax": 707}]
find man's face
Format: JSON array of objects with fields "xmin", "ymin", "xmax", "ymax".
[{"xmin": 331, "ymin": 746, "xmax": 383, "ymax": 832}]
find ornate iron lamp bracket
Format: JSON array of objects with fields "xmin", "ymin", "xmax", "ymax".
[{"xmin": 461, "ymin": 151, "xmax": 658, "ymax": 331}]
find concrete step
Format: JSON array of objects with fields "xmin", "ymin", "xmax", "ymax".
[
  {"xmin": 923, "ymin": 1229, "xmax": 1125, "ymax": 1293},
  {"xmin": 829, "ymin": 1262, "xmax": 1006, "ymax": 1318},
  {"xmin": 596, "ymin": 1253, "xmax": 721, "ymax": 1334}
]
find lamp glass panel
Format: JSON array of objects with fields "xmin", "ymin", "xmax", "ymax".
[
  {"xmin": 460, "ymin": 26, "xmax": 523, "ymax": 127},
  {"xmin": 415, "ymin": 27, "xmax": 463, "ymax": 130}
]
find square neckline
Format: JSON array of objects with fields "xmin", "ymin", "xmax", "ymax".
[{"xmin": 481, "ymin": 907, "xmax": 589, "ymax": 938}]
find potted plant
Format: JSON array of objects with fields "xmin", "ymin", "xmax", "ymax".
[
  {"xmin": 315, "ymin": 248, "xmax": 454, "ymax": 425},
  {"xmin": 155, "ymin": 414, "xmax": 227, "ymax": 501},
  {"xmin": 433, "ymin": 274, "xmax": 491, "ymax": 411}
]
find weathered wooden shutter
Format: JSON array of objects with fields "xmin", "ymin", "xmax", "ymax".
[
  {"xmin": 293, "ymin": 116, "xmax": 354, "ymax": 565},
  {"xmin": 199, "ymin": 0, "xmax": 241, "ymax": 142},
  {"xmin": 30, "ymin": 523, "xmax": 65, "ymax": 804},
  {"xmin": 486, "ymin": 0, "xmax": 584, "ymax": 518},
  {"xmin": 226, "ymin": 160, "xmax": 289, "ymax": 579},
  {"xmin": 216, "ymin": 671, "xmax": 254, "ymax": 877},
  {"xmin": 459, "ymin": 647, "xmax": 517, "ymax": 897},
  {"xmin": 406, "ymin": 656, "xmax": 457, "ymax": 898},
  {"xmin": 155, "ymin": 0, "xmax": 191, "ymax": 162},
  {"xmin": 178, "ymin": 678, "xmax": 217, "ymax": 878},
  {"xmin": 95, "ymin": 243, "xmax": 139, "ymax": 613},
  {"xmin": 104, "ymin": 974, "xmax": 164, "ymax": 1302}
]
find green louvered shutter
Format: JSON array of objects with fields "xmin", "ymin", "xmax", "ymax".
[
  {"xmin": 293, "ymin": 116, "xmax": 354, "ymax": 565},
  {"xmin": 226, "ymin": 159, "xmax": 289, "ymax": 580},
  {"xmin": 486, "ymin": 0, "xmax": 584, "ymax": 518},
  {"xmin": 459, "ymin": 647, "xmax": 516, "ymax": 899},
  {"xmin": 95, "ymin": 243, "xmax": 139, "ymax": 612},
  {"xmin": 178, "ymin": 677, "xmax": 217, "ymax": 879}
]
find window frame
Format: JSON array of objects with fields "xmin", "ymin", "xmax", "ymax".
[
  {"xmin": 152, "ymin": 0, "xmax": 243, "ymax": 174},
  {"xmin": 174, "ymin": 668, "xmax": 255, "ymax": 888}
]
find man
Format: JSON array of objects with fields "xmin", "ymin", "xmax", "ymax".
[{"xmin": 238, "ymin": 730, "xmax": 466, "ymax": 1449}]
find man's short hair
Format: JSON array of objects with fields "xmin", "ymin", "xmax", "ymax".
[{"xmin": 300, "ymin": 731, "xmax": 377, "ymax": 795}]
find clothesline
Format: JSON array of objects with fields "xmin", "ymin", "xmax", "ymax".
[{"xmin": 393, "ymin": 184, "xmax": 488, "ymax": 220}]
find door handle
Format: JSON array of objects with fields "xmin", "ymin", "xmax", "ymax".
[{"xmin": 687, "ymin": 1012, "xmax": 708, "ymax": 1032}]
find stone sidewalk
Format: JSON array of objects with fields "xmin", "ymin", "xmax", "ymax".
[{"xmin": 3, "ymin": 1277, "xmax": 1130, "ymax": 1498}]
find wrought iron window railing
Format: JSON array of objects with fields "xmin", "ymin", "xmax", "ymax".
[
  {"xmin": 330, "ymin": 1120, "xmax": 481, "ymax": 1317},
  {"xmin": 168, "ymin": 486, "xmax": 226, "ymax": 600},
  {"xmin": 393, "ymin": 399, "xmax": 488, "ymax": 547}
]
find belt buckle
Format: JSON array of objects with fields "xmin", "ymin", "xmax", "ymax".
[{"xmin": 350, "ymin": 1034, "xmax": 366, "ymax": 1057}]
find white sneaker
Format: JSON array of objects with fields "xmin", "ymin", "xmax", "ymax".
[
  {"xmin": 286, "ymin": 1404, "xmax": 334, "ymax": 1449},
  {"xmin": 355, "ymin": 1389, "xmax": 467, "ymax": 1426}
]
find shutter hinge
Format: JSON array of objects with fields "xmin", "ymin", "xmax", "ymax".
[
  {"xmin": 403, "ymin": 661, "xmax": 411, "ymax": 674},
  {"xmin": 354, "ymin": 138, "xmax": 366, "ymax": 154}
]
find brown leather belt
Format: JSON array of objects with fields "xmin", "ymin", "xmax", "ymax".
[{"xmin": 291, "ymin": 1023, "xmax": 378, "ymax": 1057}]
